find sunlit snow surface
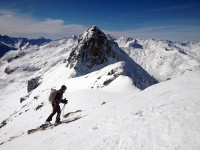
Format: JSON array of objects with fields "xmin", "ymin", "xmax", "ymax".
[{"xmin": 0, "ymin": 35, "xmax": 200, "ymax": 150}]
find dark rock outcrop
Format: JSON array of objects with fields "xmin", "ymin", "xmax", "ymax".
[
  {"xmin": 27, "ymin": 77, "xmax": 40, "ymax": 93},
  {"xmin": 7, "ymin": 55, "xmax": 20, "ymax": 63},
  {"xmin": 129, "ymin": 40, "xmax": 143, "ymax": 49},
  {"xmin": 4, "ymin": 66, "xmax": 19, "ymax": 75},
  {"xmin": 20, "ymin": 94, "xmax": 30, "ymax": 103}
]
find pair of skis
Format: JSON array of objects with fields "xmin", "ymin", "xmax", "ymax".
[{"xmin": 27, "ymin": 114, "xmax": 82, "ymax": 134}]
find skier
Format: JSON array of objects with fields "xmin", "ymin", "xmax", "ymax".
[{"xmin": 45, "ymin": 85, "xmax": 68, "ymax": 125}]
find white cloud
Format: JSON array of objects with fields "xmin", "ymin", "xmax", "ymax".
[{"xmin": 0, "ymin": 10, "xmax": 87, "ymax": 39}]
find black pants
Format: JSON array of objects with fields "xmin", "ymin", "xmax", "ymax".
[{"xmin": 46, "ymin": 103, "xmax": 61, "ymax": 123}]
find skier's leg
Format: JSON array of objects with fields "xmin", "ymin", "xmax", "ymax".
[
  {"xmin": 55, "ymin": 104, "xmax": 61, "ymax": 123},
  {"xmin": 46, "ymin": 103, "xmax": 57, "ymax": 122}
]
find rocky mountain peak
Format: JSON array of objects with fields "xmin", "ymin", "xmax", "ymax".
[
  {"xmin": 79, "ymin": 25, "xmax": 108, "ymax": 43},
  {"xmin": 66, "ymin": 26, "xmax": 117, "ymax": 75}
]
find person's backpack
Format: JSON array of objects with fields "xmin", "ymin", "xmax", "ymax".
[{"xmin": 48, "ymin": 89, "xmax": 57, "ymax": 103}]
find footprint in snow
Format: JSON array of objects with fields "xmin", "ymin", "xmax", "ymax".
[
  {"xmin": 92, "ymin": 127, "xmax": 98, "ymax": 130},
  {"xmin": 134, "ymin": 110, "xmax": 143, "ymax": 117}
]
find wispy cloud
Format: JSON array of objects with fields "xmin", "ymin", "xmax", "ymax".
[
  {"xmin": 104, "ymin": 25, "xmax": 200, "ymax": 42},
  {"xmin": 0, "ymin": 10, "xmax": 87, "ymax": 39},
  {"xmin": 153, "ymin": 4, "xmax": 199, "ymax": 12}
]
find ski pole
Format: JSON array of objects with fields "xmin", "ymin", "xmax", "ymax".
[{"xmin": 62, "ymin": 104, "xmax": 66, "ymax": 121}]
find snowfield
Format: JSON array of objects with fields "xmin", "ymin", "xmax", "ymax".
[
  {"xmin": 0, "ymin": 69, "xmax": 200, "ymax": 150},
  {"xmin": 0, "ymin": 27, "xmax": 200, "ymax": 150}
]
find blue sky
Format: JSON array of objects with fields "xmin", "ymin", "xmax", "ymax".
[{"xmin": 0, "ymin": 0, "xmax": 200, "ymax": 41}]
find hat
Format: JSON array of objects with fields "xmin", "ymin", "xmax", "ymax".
[{"xmin": 61, "ymin": 85, "xmax": 67, "ymax": 90}]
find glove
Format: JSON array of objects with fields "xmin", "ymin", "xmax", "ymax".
[{"xmin": 63, "ymin": 99, "xmax": 68, "ymax": 104}]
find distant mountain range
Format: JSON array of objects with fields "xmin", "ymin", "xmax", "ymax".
[
  {"xmin": 0, "ymin": 35, "xmax": 51, "ymax": 57},
  {"xmin": 0, "ymin": 26, "xmax": 199, "ymax": 84},
  {"xmin": 116, "ymin": 37, "xmax": 200, "ymax": 81}
]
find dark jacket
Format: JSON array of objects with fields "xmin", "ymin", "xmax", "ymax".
[{"xmin": 54, "ymin": 89, "xmax": 65, "ymax": 104}]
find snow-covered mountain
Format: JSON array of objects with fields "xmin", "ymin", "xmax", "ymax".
[
  {"xmin": 116, "ymin": 37, "xmax": 200, "ymax": 81},
  {"xmin": 66, "ymin": 26, "xmax": 157, "ymax": 89},
  {"xmin": 0, "ymin": 35, "xmax": 51, "ymax": 57},
  {"xmin": 0, "ymin": 26, "xmax": 200, "ymax": 150}
]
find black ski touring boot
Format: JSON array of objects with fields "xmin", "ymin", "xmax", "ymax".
[{"xmin": 54, "ymin": 121, "xmax": 62, "ymax": 126}]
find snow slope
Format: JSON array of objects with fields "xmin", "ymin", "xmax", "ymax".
[
  {"xmin": 0, "ymin": 36, "xmax": 78, "ymax": 121},
  {"xmin": 0, "ymin": 36, "xmax": 77, "ymax": 89},
  {"xmin": 116, "ymin": 37, "xmax": 200, "ymax": 81},
  {"xmin": 0, "ymin": 68, "xmax": 200, "ymax": 150}
]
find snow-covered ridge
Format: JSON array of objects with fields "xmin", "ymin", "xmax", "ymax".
[
  {"xmin": 116, "ymin": 37, "xmax": 200, "ymax": 81},
  {"xmin": 0, "ymin": 35, "xmax": 51, "ymax": 57}
]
